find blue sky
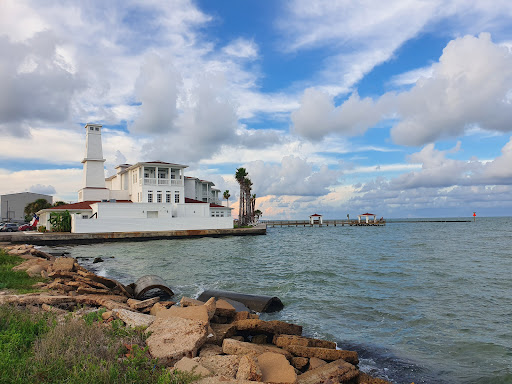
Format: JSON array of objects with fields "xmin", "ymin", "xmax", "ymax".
[{"xmin": 1, "ymin": 1, "xmax": 512, "ymax": 218}]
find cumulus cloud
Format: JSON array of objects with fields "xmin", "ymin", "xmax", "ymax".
[
  {"xmin": 245, "ymin": 156, "xmax": 342, "ymax": 197},
  {"xmin": 0, "ymin": 32, "xmax": 85, "ymax": 136},
  {"xmin": 223, "ymin": 38, "xmax": 258, "ymax": 59},
  {"xmin": 292, "ymin": 33, "xmax": 512, "ymax": 145},
  {"xmin": 29, "ymin": 184, "xmax": 56, "ymax": 194}
]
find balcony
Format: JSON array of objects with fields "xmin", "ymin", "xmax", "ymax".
[{"xmin": 141, "ymin": 178, "xmax": 183, "ymax": 186}]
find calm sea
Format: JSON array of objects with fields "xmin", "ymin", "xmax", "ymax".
[{"xmin": 46, "ymin": 217, "xmax": 512, "ymax": 384}]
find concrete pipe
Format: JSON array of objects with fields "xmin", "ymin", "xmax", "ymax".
[
  {"xmin": 197, "ymin": 289, "xmax": 284, "ymax": 313},
  {"xmin": 134, "ymin": 275, "xmax": 174, "ymax": 299}
]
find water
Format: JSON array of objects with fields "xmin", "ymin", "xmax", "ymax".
[{"xmin": 46, "ymin": 217, "xmax": 512, "ymax": 383}]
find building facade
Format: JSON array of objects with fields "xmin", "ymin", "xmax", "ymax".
[{"xmin": 1, "ymin": 192, "xmax": 53, "ymax": 223}]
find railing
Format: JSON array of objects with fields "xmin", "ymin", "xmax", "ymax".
[{"xmin": 142, "ymin": 178, "xmax": 183, "ymax": 186}]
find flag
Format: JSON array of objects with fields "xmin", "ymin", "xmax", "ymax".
[{"xmin": 30, "ymin": 214, "xmax": 39, "ymax": 227}]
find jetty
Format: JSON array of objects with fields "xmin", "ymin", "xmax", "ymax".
[{"xmin": 262, "ymin": 219, "xmax": 385, "ymax": 227}]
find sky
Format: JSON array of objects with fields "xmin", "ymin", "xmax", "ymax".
[{"xmin": 1, "ymin": 0, "xmax": 512, "ymax": 219}]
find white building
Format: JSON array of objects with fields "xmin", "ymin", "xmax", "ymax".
[{"xmin": 38, "ymin": 124, "xmax": 232, "ymax": 233}]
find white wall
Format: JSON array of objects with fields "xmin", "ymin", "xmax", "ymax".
[
  {"xmin": 72, "ymin": 215, "xmax": 233, "ymax": 233},
  {"xmin": 108, "ymin": 190, "xmax": 130, "ymax": 201},
  {"xmin": 177, "ymin": 203, "xmax": 210, "ymax": 217},
  {"xmin": 92, "ymin": 202, "xmax": 172, "ymax": 219}
]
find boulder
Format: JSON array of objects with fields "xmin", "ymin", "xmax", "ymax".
[
  {"xmin": 195, "ymin": 377, "xmax": 258, "ymax": 384},
  {"xmin": 199, "ymin": 344, "xmax": 224, "ymax": 357},
  {"xmin": 357, "ymin": 372, "xmax": 391, "ymax": 383},
  {"xmin": 204, "ymin": 297, "xmax": 217, "ymax": 320},
  {"xmin": 291, "ymin": 357, "xmax": 309, "ymax": 371},
  {"xmin": 26, "ymin": 264, "xmax": 46, "ymax": 277},
  {"xmin": 197, "ymin": 355, "xmax": 241, "ymax": 378},
  {"xmin": 258, "ymin": 352, "xmax": 297, "ymax": 384},
  {"xmin": 157, "ymin": 305, "xmax": 210, "ymax": 323},
  {"xmin": 251, "ymin": 334, "xmax": 269, "ymax": 344},
  {"xmin": 285, "ymin": 345, "xmax": 358, "ymax": 365},
  {"xmin": 273, "ymin": 335, "xmax": 336, "ymax": 350},
  {"xmin": 101, "ymin": 311, "xmax": 113, "ymax": 320},
  {"xmin": 51, "ymin": 257, "xmax": 76, "ymax": 272},
  {"xmin": 236, "ymin": 354, "xmax": 262, "ymax": 381},
  {"xmin": 150, "ymin": 302, "xmax": 169, "ymax": 316},
  {"xmin": 112, "ymin": 308, "xmax": 155, "ymax": 328},
  {"xmin": 127, "ymin": 297, "xmax": 160, "ymax": 310},
  {"xmin": 174, "ymin": 357, "xmax": 211, "ymax": 377},
  {"xmin": 307, "ymin": 357, "xmax": 326, "ymax": 371},
  {"xmin": 145, "ymin": 317, "xmax": 208, "ymax": 365},
  {"xmin": 296, "ymin": 359, "xmax": 358, "ymax": 384},
  {"xmin": 215, "ymin": 299, "xmax": 236, "ymax": 317},
  {"xmin": 222, "ymin": 338, "xmax": 291, "ymax": 360},
  {"xmin": 210, "ymin": 323, "xmax": 236, "ymax": 346},
  {"xmin": 180, "ymin": 296, "xmax": 205, "ymax": 307},
  {"xmin": 233, "ymin": 311, "xmax": 259, "ymax": 321},
  {"xmin": 234, "ymin": 319, "xmax": 302, "ymax": 336}
]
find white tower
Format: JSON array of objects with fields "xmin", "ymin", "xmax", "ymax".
[{"xmin": 78, "ymin": 123, "xmax": 110, "ymax": 202}]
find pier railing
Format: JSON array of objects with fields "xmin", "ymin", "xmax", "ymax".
[{"xmin": 261, "ymin": 219, "xmax": 386, "ymax": 227}]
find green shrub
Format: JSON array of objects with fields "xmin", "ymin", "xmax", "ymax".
[{"xmin": 0, "ymin": 250, "xmax": 43, "ymax": 293}]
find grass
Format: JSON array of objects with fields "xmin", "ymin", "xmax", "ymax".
[
  {"xmin": 0, "ymin": 249, "xmax": 44, "ymax": 293},
  {"xmin": 0, "ymin": 304, "xmax": 202, "ymax": 384}
]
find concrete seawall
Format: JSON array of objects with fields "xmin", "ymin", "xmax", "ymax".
[{"xmin": 1, "ymin": 224, "xmax": 266, "ymax": 246}]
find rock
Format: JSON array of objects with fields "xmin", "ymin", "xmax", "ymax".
[
  {"xmin": 291, "ymin": 357, "xmax": 309, "ymax": 371},
  {"xmin": 215, "ymin": 299, "xmax": 236, "ymax": 317},
  {"xmin": 150, "ymin": 302, "xmax": 168, "ymax": 316},
  {"xmin": 76, "ymin": 287, "xmax": 111, "ymax": 295},
  {"xmin": 195, "ymin": 376, "xmax": 258, "ymax": 384},
  {"xmin": 112, "ymin": 308, "xmax": 155, "ymax": 328},
  {"xmin": 41, "ymin": 270, "xmax": 48, "ymax": 278},
  {"xmin": 258, "ymin": 352, "xmax": 297, "ymax": 384},
  {"xmin": 174, "ymin": 357, "xmax": 211, "ymax": 377},
  {"xmin": 204, "ymin": 297, "xmax": 216, "ymax": 320},
  {"xmin": 234, "ymin": 319, "xmax": 302, "ymax": 336},
  {"xmin": 160, "ymin": 300, "xmax": 176, "ymax": 308},
  {"xmin": 236, "ymin": 354, "xmax": 263, "ymax": 381},
  {"xmin": 26, "ymin": 264, "xmax": 46, "ymax": 277},
  {"xmin": 222, "ymin": 338, "xmax": 292, "ymax": 360},
  {"xmin": 102, "ymin": 311, "xmax": 113, "ymax": 320},
  {"xmin": 307, "ymin": 357, "xmax": 326, "ymax": 371},
  {"xmin": 145, "ymin": 317, "xmax": 208, "ymax": 365},
  {"xmin": 357, "ymin": 372, "xmax": 391, "ymax": 383},
  {"xmin": 197, "ymin": 355, "xmax": 241, "ymax": 378},
  {"xmin": 285, "ymin": 345, "xmax": 358, "ymax": 365},
  {"xmin": 199, "ymin": 344, "xmax": 224, "ymax": 357},
  {"xmin": 251, "ymin": 334, "xmax": 269, "ymax": 344},
  {"xmin": 231, "ymin": 335, "xmax": 245, "ymax": 342},
  {"xmin": 297, "ymin": 359, "xmax": 358, "ymax": 384},
  {"xmin": 180, "ymin": 296, "xmax": 205, "ymax": 307},
  {"xmin": 157, "ymin": 305, "xmax": 210, "ymax": 323},
  {"xmin": 52, "ymin": 257, "xmax": 76, "ymax": 272},
  {"xmin": 12, "ymin": 258, "xmax": 51, "ymax": 272},
  {"xmin": 210, "ymin": 323, "xmax": 236, "ymax": 346},
  {"xmin": 273, "ymin": 335, "xmax": 336, "ymax": 350},
  {"xmin": 233, "ymin": 311, "xmax": 259, "ymax": 321},
  {"xmin": 41, "ymin": 303, "xmax": 67, "ymax": 314},
  {"xmin": 211, "ymin": 315, "xmax": 228, "ymax": 324},
  {"xmin": 127, "ymin": 297, "xmax": 160, "ymax": 310}
]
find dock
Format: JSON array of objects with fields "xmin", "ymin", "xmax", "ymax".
[
  {"xmin": 0, "ymin": 224, "xmax": 267, "ymax": 246},
  {"xmin": 262, "ymin": 220, "xmax": 385, "ymax": 227}
]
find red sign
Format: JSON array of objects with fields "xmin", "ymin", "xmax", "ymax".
[{"xmin": 473, "ymin": 212, "xmax": 476, "ymax": 217}]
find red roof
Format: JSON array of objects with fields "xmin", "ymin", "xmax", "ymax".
[
  {"xmin": 185, "ymin": 198, "xmax": 229, "ymax": 209},
  {"xmin": 44, "ymin": 200, "xmax": 132, "ymax": 211},
  {"xmin": 310, "ymin": 213, "xmax": 322, "ymax": 217},
  {"xmin": 360, "ymin": 212, "xmax": 376, "ymax": 216}
]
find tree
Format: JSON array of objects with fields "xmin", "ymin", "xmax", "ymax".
[
  {"xmin": 254, "ymin": 209, "xmax": 262, "ymax": 221},
  {"xmin": 24, "ymin": 199, "xmax": 52, "ymax": 221},
  {"xmin": 223, "ymin": 190, "xmax": 231, "ymax": 207},
  {"xmin": 235, "ymin": 168, "xmax": 248, "ymax": 225},
  {"xmin": 53, "ymin": 201, "xmax": 67, "ymax": 207}
]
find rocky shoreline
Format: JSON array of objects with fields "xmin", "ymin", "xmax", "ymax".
[{"xmin": 0, "ymin": 243, "xmax": 392, "ymax": 384}]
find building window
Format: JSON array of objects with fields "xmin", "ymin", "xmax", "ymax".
[
  {"xmin": 175, "ymin": 193, "xmax": 180, "ymax": 203},
  {"xmin": 148, "ymin": 192, "xmax": 153, "ymax": 203},
  {"xmin": 95, "ymin": 127, "xmax": 99, "ymax": 131},
  {"xmin": 82, "ymin": 215, "xmax": 89, "ymax": 219},
  {"xmin": 90, "ymin": 127, "xmax": 94, "ymax": 131},
  {"xmin": 166, "ymin": 193, "xmax": 171, "ymax": 203},
  {"xmin": 157, "ymin": 193, "xmax": 162, "ymax": 203}
]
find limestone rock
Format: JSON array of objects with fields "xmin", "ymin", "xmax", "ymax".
[
  {"xmin": 204, "ymin": 297, "xmax": 217, "ymax": 320},
  {"xmin": 51, "ymin": 257, "xmax": 76, "ymax": 272},
  {"xmin": 251, "ymin": 334, "xmax": 269, "ymax": 344},
  {"xmin": 195, "ymin": 377, "xmax": 259, "ymax": 384},
  {"xmin": 215, "ymin": 299, "xmax": 236, "ymax": 317},
  {"xmin": 26, "ymin": 264, "xmax": 46, "ymax": 277},
  {"xmin": 233, "ymin": 311, "xmax": 259, "ymax": 321},
  {"xmin": 296, "ymin": 359, "xmax": 358, "ymax": 384},
  {"xmin": 307, "ymin": 357, "xmax": 326, "ymax": 371},
  {"xmin": 145, "ymin": 317, "xmax": 208, "ymax": 365},
  {"xmin": 273, "ymin": 335, "xmax": 336, "ymax": 350},
  {"xmin": 285, "ymin": 345, "xmax": 358, "ymax": 365},
  {"xmin": 222, "ymin": 338, "xmax": 291, "ymax": 359},
  {"xmin": 199, "ymin": 344, "xmax": 224, "ymax": 357},
  {"xmin": 210, "ymin": 323, "xmax": 236, "ymax": 346},
  {"xmin": 291, "ymin": 357, "xmax": 309, "ymax": 371},
  {"xmin": 236, "ymin": 354, "xmax": 263, "ymax": 381},
  {"xmin": 197, "ymin": 355, "xmax": 241, "ymax": 378},
  {"xmin": 101, "ymin": 311, "xmax": 113, "ymax": 320},
  {"xmin": 112, "ymin": 308, "xmax": 155, "ymax": 328},
  {"xmin": 357, "ymin": 372, "xmax": 391, "ymax": 383},
  {"xmin": 258, "ymin": 352, "xmax": 297, "ymax": 384},
  {"xmin": 174, "ymin": 357, "xmax": 211, "ymax": 377},
  {"xmin": 234, "ymin": 319, "xmax": 302, "ymax": 336},
  {"xmin": 127, "ymin": 297, "xmax": 160, "ymax": 310},
  {"xmin": 180, "ymin": 296, "xmax": 205, "ymax": 307},
  {"xmin": 157, "ymin": 305, "xmax": 210, "ymax": 323},
  {"xmin": 150, "ymin": 302, "xmax": 168, "ymax": 316}
]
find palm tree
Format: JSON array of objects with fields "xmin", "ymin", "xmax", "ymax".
[
  {"xmin": 223, "ymin": 190, "xmax": 231, "ymax": 207},
  {"xmin": 235, "ymin": 168, "xmax": 248, "ymax": 225},
  {"xmin": 250, "ymin": 194, "xmax": 257, "ymax": 223},
  {"xmin": 244, "ymin": 178, "xmax": 253, "ymax": 225},
  {"xmin": 254, "ymin": 209, "xmax": 262, "ymax": 221}
]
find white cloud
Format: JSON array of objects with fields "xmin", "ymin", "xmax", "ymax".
[{"xmin": 223, "ymin": 38, "xmax": 258, "ymax": 59}]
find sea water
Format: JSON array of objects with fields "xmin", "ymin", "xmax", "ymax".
[{"xmin": 47, "ymin": 217, "xmax": 512, "ymax": 384}]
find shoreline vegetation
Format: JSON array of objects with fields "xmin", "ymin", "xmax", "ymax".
[{"xmin": 0, "ymin": 244, "xmax": 394, "ymax": 384}]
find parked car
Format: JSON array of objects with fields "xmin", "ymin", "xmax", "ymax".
[
  {"xmin": 18, "ymin": 224, "xmax": 36, "ymax": 231},
  {"xmin": 0, "ymin": 223, "xmax": 19, "ymax": 232}
]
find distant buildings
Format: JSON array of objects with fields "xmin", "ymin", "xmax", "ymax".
[
  {"xmin": 1, "ymin": 192, "xmax": 53, "ymax": 223},
  {"xmin": 37, "ymin": 124, "xmax": 232, "ymax": 233}
]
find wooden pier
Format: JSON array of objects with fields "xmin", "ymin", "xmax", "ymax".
[{"xmin": 262, "ymin": 220, "xmax": 386, "ymax": 227}]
